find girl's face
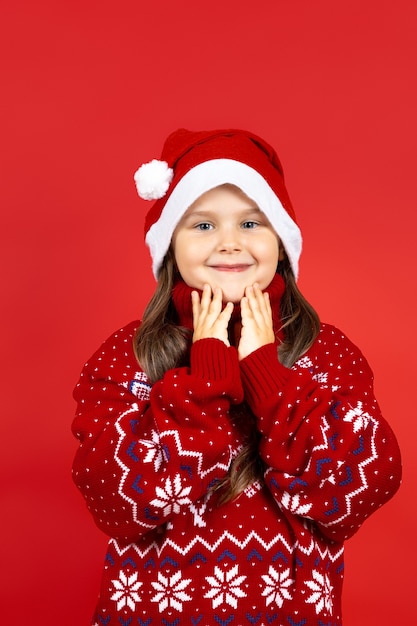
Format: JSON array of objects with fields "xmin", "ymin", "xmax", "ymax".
[{"xmin": 172, "ymin": 184, "xmax": 284, "ymax": 303}]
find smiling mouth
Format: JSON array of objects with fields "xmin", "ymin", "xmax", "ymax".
[{"xmin": 209, "ymin": 264, "xmax": 252, "ymax": 272}]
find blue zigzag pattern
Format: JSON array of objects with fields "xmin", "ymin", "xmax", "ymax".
[
  {"xmin": 247, "ymin": 548, "xmax": 263, "ymax": 562},
  {"xmin": 339, "ymin": 466, "xmax": 353, "ymax": 486},
  {"xmin": 325, "ymin": 496, "xmax": 339, "ymax": 516},
  {"xmin": 353, "ymin": 435, "xmax": 364, "ymax": 455},
  {"xmin": 287, "ymin": 617, "xmax": 306, "ymax": 626},
  {"xmin": 272, "ymin": 551, "xmax": 288, "ymax": 564},
  {"xmin": 217, "ymin": 549, "xmax": 237, "ymax": 562},
  {"xmin": 330, "ymin": 401, "xmax": 341, "ymax": 419},
  {"xmin": 190, "ymin": 552, "xmax": 207, "ymax": 564},
  {"xmin": 316, "ymin": 458, "xmax": 332, "ymax": 476},
  {"xmin": 127, "ymin": 441, "xmax": 139, "ymax": 462},
  {"xmin": 160, "ymin": 556, "xmax": 178, "ymax": 568},
  {"xmin": 288, "ymin": 477, "xmax": 308, "ymax": 490},
  {"xmin": 131, "ymin": 474, "xmax": 143, "ymax": 494},
  {"xmin": 214, "ymin": 615, "xmax": 234, "ymax": 626}
]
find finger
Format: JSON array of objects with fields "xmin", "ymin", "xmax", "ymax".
[
  {"xmin": 197, "ymin": 284, "xmax": 217, "ymax": 329},
  {"xmin": 251, "ymin": 284, "xmax": 273, "ymax": 325},
  {"xmin": 244, "ymin": 285, "xmax": 264, "ymax": 323},
  {"xmin": 205, "ymin": 286, "xmax": 224, "ymax": 322},
  {"xmin": 218, "ymin": 300, "xmax": 234, "ymax": 324},
  {"xmin": 240, "ymin": 295, "xmax": 249, "ymax": 310},
  {"xmin": 255, "ymin": 284, "xmax": 273, "ymax": 322},
  {"xmin": 199, "ymin": 283, "xmax": 213, "ymax": 314},
  {"xmin": 210, "ymin": 286, "xmax": 223, "ymax": 307},
  {"xmin": 191, "ymin": 290, "xmax": 201, "ymax": 326},
  {"xmin": 240, "ymin": 295, "xmax": 253, "ymax": 326}
]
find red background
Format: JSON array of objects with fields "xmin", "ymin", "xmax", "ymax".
[{"xmin": 1, "ymin": 1, "xmax": 415, "ymax": 624}]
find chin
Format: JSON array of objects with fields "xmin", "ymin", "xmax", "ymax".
[{"xmin": 221, "ymin": 290, "xmax": 245, "ymax": 304}]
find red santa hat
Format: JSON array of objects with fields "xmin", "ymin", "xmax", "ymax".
[{"xmin": 134, "ymin": 128, "xmax": 302, "ymax": 279}]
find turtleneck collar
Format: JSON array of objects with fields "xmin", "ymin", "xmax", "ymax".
[{"xmin": 172, "ymin": 273, "xmax": 286, "ymax": 344}]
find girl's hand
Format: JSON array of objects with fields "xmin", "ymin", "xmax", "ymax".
[
  {"xmin": 192, "ymin": 284, "xmax": 234, "ymax": 346},
  {"xmin": 238, "ymin": 284, "xmax": 275, "ymax": 360}
]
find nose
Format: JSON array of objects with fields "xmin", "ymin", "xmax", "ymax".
[{"xmin": 217, "ymin": 226, "xmax": 243, "ymax": 253}]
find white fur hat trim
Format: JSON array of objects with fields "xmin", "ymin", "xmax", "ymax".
[{"xmin": 145, "ymin": 159, "xmax": 302, "ymax": 280}]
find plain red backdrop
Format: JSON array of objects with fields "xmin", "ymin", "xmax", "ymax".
[{"xmin": 1, "ymin": 1, "xmax": 415, "ymax": 624}]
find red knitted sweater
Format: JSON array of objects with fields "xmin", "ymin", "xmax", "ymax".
[{"xmin": 72, "ymin": 276, "xmax": 401, "ymax": 626}]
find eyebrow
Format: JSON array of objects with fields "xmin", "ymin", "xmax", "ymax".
[{"xmin": 185, "ymin": 206, "xmax": 262, "ymax": 218}]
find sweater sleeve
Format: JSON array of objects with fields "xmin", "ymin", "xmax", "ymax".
[
  {"xmin": 71, "ymin": 323, "xmax": 243, "ymax": 542},
  {"xmin": 239, "ymin": 324, "xmax": 402, "ymax": 542}
]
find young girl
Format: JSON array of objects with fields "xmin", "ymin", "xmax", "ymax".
[{"xmin": 72, "ymin": 128, "xmax": 401, "ymax": 626}]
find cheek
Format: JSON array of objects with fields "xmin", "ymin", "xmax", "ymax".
[
  {"xmin": 258, "ymin": 237, "xmax": 280, "ymax": 266},
  {"xmin": 172, "ymin": 234, "xmax": 189, "ymax": 268},
  {"xmin": 173, "ymin": 238, "xmax": 204, "ymax": 286}
]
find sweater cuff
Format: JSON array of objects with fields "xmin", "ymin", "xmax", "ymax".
[
  {"xmin": 191, "ymin": 338, "xmax": 240, "ymax": 381},
  {"xmin": 240, "ymin": 342, "xmax": 293, "ymax": 405}
]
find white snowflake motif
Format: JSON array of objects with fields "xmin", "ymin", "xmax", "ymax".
[
  {"xmin": 261, "ymin": 566, "xmax": 294, "ymax": 608},
  {"xmin": 127, "ymin": 371, "xmax": 152, "ymax": 401},
  {"xmin": 189, "ymin": 499, "xmax": 208, "ymax": 528},
  {"xmin": 295, "ymin": 355, "xmax": 313, "ymax": 369},
  {"xmin": 312, "ymin": 371, "xmax": 328, "ymax": 384},
  {"xmin": 281, "ymin": 491, "xmax": 313, "ymax": 516},
  {"xmin": 139, "ymin": 430, "xmax": 165, "ymax": 471},
  {"xmin": 151, "ymin": 571, "xmax": 192, "ymax": 612},
  {"xmin": 343, "ymin": 401, "xmax": 371, "ymax": 433},
  {"xmin": 110, "ymin": 570, "xmax": 142, "ymax": 611},
  {"xmin": 305, "ymin": 570, "xmax": 333, "ymax": 615},
  {"xmin": 151, "ymin": 474, "xmax": 192, "ymax": 516},
  {"xmin": 204, "ymin": 564, "xmax": 247, "ymax": 609},
  {"xmin": 244, "ymin": 479, "xmax": 262, "ymax": 498}
]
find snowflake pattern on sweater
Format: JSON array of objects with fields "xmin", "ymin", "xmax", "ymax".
[{"xmin": 72, "ymin": 282, "xmax": 401, "ymax": 626}]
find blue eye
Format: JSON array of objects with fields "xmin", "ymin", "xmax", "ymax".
[
  {"xmin": 242, "ymin": 221, "xmax": 259, "ymax": 229},
  {"xmin": 196, "ymin": 222, "xmax": 213, "ymax": 231}
]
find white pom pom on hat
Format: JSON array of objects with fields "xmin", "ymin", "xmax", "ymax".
[
  {"xmin": 134, "ymin": 159, "xmax": 174, "ymax": 200},
  {"xmin": 134, "ymin": 128, "xmax": 302, "ymax": 280}
]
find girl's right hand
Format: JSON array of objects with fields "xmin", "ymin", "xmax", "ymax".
[{"xmin": 191, "ymin": 284, "xmax": 234, "ymax": 346}]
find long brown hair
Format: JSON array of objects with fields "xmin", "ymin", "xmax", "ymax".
[{"xmin": 134, "ymin": 250, "xmax": 320, "ymax": 502}]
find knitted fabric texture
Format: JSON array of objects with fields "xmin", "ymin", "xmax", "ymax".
[{"xmin": 72, "ymin": 281, "xmax": 401, "ymax": 626}]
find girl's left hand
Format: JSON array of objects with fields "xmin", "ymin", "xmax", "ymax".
[{"xmin": 238, "ymin": 284, "xmax": 275, "ymax": 360}]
